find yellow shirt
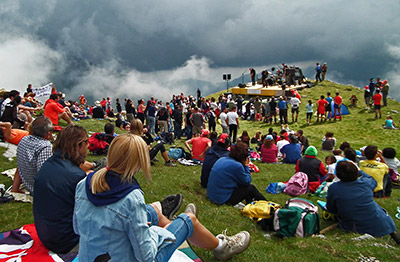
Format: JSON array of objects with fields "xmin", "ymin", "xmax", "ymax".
[{"xmin": 359, "ymin": 160, "xmax": 389, "ymax": 192}]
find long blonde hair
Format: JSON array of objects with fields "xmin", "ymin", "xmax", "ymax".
[{"xmin": 91, "ymin": 133, "xmax": 151, "ymax": 194}]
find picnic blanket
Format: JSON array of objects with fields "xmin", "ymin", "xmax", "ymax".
[
  {"xmin": 0, "ymin": 224, "xmax": 202, "ymax": 262},
  {"xmin": 0, "ymin": 142, "xmax": 18, "ymax": 160},
  {"xmin": 1, "ymin": 168, "xmax": 32, "ymax": 203}
]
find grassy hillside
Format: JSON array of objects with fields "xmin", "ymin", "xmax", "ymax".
[{"xmin": 1, "ymin": 81, "xmax": 400, "ymax": 261}]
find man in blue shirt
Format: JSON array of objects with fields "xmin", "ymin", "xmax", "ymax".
[{"xmin": 277, "ymin": 96, "xmax": 288, "ymax": 124}]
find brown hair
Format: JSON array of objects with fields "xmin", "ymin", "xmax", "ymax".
[
  {"xmin": 53, "ymin": 124, "xmax": 87, "ymax": 166},
  {"xmin": 229, "ymin": 142, "xmax": 249, "ymax": 164},
  {"xmin": 263, "ymin": 138, "xmax": 274, "ymax": 149},
  {"xmin": 336, "ymin": 161, "xmax": 359, "ymax": 182}
]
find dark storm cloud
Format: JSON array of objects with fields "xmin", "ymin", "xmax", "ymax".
[{"xmin": 1, "ymin": 0, "xmax": 400, "ymax": 101}]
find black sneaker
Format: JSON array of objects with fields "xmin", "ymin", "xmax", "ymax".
[{"xmin": 161, "ymin": 194, "xmax": 183, "ymax": 220}]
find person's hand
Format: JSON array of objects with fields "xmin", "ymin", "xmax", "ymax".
[
  {"xmin": 143, "ymin": 128, "xmax": 148, "ymax": 133},
  {"xmin": 244, "ymin": 156, "xmax": 250, "ymax": 166},
  {"xmin": 80, "ymin": 161, "xmax": 94, "ymax": 173}
]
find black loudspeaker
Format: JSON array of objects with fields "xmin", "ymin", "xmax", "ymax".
[
  {"xmin": 227, "ymin": 74, "xmax": 231, "ymax": 80},
  {"xmin": 223, "ymin": 74, "xmax": 227, "ymax": 80}
]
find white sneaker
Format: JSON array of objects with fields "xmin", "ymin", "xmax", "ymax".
[
  {"xmin": 233, "ymin": 202, "xmax": 246, "ymax": 210},
  {"xmin": 214, "ymin": 230, "xmax": 251, "ymax": 260},
  {"xmin": 184, "ymin": 203, "xmax": 198, "ymax": 217}
]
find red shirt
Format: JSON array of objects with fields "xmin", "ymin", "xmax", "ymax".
[
  {"xmin": 334, "ymin": 96, "xmax": 342, "ymax": 105},
  {"xmin": 373, "ymin": 93, "xmax": 382, "ymax": 105},
  {"xmin": 317, "ymin": 99, "xmax": 328, "ymax": 113},
  {"xmin": 260, "ymin": 144, "xmax": 278, "ymax": 163},
  {"xmin": 190, "ymin": 137, "xmax": 211, "ymax": 161},
  {"xmin": 44, "ymin": 99, "xmax": 65, "ymax": 125}
]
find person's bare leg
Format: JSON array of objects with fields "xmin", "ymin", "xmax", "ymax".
[
  {"xmin": 21, "ymin": 110, "xmax": 33, "ymax": 123},
  {"xmin": 186, "ymin": 213, "xmax": 219, "ymax": 249},
  {"xmin": 161, "ymin": 151, "xmax": 170, "ymax": 162},
  {"xmin": 64, "ymin": 107, "xmax": 74, "ymax": 118},
  {"xmin": 11, "ymin": 169, "xmax": 24, "ymax": 194},
  {"xmin": 150, "ymin": 203, "xmax": 171, "ymax": 227},
  {"xmin": 59, "ymin": 112, "xmax": 72, "ymax": 124}
]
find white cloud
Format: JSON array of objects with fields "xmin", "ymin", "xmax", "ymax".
[{"xmin": 0, "ymin": 35, "xmax": 63, "ymax": 91}]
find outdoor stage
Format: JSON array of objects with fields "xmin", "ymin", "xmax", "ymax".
[{"xmin": 231, "ymin": 82, "xmax": 308, "ymax": 98}]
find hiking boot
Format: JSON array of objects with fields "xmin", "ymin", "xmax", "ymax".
[
  {"xmin": 165, "ymin": 161, "xmax": 177, "ymax": 167},
  {"xmin": 161, "ymin": 194, "xmax": 183, "ymax": 219},
  {"xmin": 152, "ymin": 157, "xmax": 159, "ymax": 162},
  {"xmin": 184, "ymin": 203, "xmax": 198, "ymax": 217},
  {"xmin": 214, "ymin": 230, "xmax": 251, "ymax": 260}
]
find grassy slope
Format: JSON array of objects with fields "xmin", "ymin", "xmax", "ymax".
[{"xmin": 1, "ymin": 81, "xmax": 400, "ymax": 261}]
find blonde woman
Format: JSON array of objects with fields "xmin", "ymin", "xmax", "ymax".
[{"xmin": 73, "ymin": 133, "xmax": 251, "ymax": 261}]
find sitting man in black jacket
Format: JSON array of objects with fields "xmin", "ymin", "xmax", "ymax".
[{"xmin": 201, "ymin": 133, "xmax": 231, "ymax": 188}]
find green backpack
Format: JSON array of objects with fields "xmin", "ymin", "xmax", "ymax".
[{"xmin": 273, "ymin": 198, "xmax": 320, "ymax": 237}]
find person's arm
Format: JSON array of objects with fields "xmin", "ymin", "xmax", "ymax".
[
  {"xmin": 236, "ymin": 116, "xmax": 239, "ymax": 129},
  {"xmin": 236, "ymin": 158, "xmax": 252, "ymax": 186},
  {"xmin": 199, "ymin": 140, "xmax": 212, "ymax": 160},
  {"xmin": 319, "ymin": 161, "xmax": 328, "ymax": 176},
  {"xmin": 295, "ymin": 160, "xmax": 300, "ymax": 173},
  {"xmin": 326, "ymin": 186, "xmax": 338, "ymax": 214},
  {"xmin": 0, "ymin": 122, "xmax": 12, "ymax": 141},
  {"xmin": 358, "ymin": 170, "xmax": 377, "ymax": 191},
  {"xmin": 184, "ymin": 140, "xmax": 192, "ymax": 153},
  {"xmin": 80, "ymin": 161, "xmax": 95, "ymax": 174}
]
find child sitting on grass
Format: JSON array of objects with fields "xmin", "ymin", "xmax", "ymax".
[
  {"xmin": 327, "ymin": 161, "xmax": 399, "ymax": 244},
  {"xmin": 383, "ymin": 116, "xmax": 397, "ymax": 129},
  {"xmin": 382, "ymin": 147, "xmax": 400, "ymax": 176},
  {"xmin": 322, "ymin": 132, "xmax": 336, "ymax": 151},
  {"xmin": 359, "ymin": 145, "xmax": 391, "ymax": 198},
  {"xmin": 325, "ymin": 155, "xmax": 337, "ymax": 181}
]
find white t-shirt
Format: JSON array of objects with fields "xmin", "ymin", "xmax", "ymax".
[
  {"xmin": 289, "ymin": 97, "xmax": 301, "ymax": 109},
  {"xmin": 383, "ymin": 157, "xmax": 400, "ymax": 173},
  {"xmin": 227, "ymin": 111, "xmax": 239, "ymax": 125},
  {"xmin": 220, "ymin": 112, "xmax": 228, "ymax": 127},
  {"xmin": 276, "ymin": 139, "xmax": 289, "ymax": 158}
]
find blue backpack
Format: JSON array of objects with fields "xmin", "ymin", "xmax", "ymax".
[{"xmin": 168, "ymin": 148, "xmax": 183, "ymax": 160}]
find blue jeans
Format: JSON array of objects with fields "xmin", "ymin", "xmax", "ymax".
[
  {"xmin": 186, "ymin": 126, "xmax": 193, "ymax": 140},
  {"xmin": 147, "ymin": 116, "xmax": 156, "ymax": 136},
  {"xmin": 147, "ymin": 205, "xmax": 194, "ymax": 262}
]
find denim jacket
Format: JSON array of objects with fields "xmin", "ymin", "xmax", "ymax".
[{"xmin": 73, "ymin": 179, "xmax": 176, "ymax": 262}]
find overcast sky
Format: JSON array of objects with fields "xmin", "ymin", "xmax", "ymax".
[{"xmin": 1, "ymin": 0, "xmax": 400, "ymax": 102}]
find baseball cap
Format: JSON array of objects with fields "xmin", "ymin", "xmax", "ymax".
[
  {"xmin": 201, "ymin": 129, "xmax": 210, "ymax": 137},
  {"xmin": 266, "ymin": 135, "xmax": 273, "ymax": 141},
  {"xmin": 217, "ymin": 133, "xmax": 231, "ymax": 147}
]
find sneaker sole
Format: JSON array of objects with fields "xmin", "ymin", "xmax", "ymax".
[{"xmin": 168, "ymin": 194, "xmax": 183, "ymax": 220}]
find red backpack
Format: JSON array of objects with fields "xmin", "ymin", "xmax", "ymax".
[{"xmin": 88, "ymin": 133, "xmax": 109, "ymax": 155}]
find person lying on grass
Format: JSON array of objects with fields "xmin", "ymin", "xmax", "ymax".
[
  {"xmin": 326, "ymin": 161, "xmax": 400, "ymax": 244},
  {"xmin": 73, "ymin": 133, "xmax": 251, "ymax": 261}
]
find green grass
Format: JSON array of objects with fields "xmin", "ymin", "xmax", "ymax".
[{"xmin": 1, "ymin": 80, "xmax": 400, "ymax": 261}]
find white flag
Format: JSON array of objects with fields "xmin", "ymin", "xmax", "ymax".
[{"xmin": 32, "ymin": 83, "xmax": 53, "ymax": 98}]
